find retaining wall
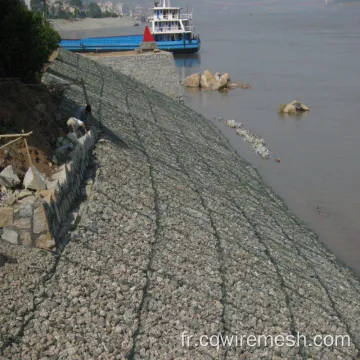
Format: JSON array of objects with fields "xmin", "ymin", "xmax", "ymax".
[
  {"xmin": 43, "ymin": 128, "xmax": 97, "ymax": 248},
  {"xmin": 0, "ymin": 129, "xmax": 97, "ymax": 250},
  {"xmin": 86, "ymin": 51, "xmax": 183, "ymax": 101}
]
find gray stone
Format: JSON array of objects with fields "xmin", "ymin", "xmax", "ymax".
[
  {"xmin": 14, "ymin": 217, "xmax": 32, "ymax": 230},
  {"xmin": 18, "ymin": 204, "xmax": 33, "ymax": 218},
  {"xmin": 0, "ymin": 166, "xmax": 20, "ymax": 188},
  {"xmin": 1, "ymin": 229, "xmax": 19, "ymax": 244},
  {"xmin": 67, "ymin": 132, "xmax": 78, "ymax": 145},
  {"xmin": 33, "ymin": 206, "xmax": 48, "ymax": 234},
  {"xmin": 17, "ymin": 189, "xmax": 33, "ymax": 200},
  {"xmin": 23, "ymin": 166, "xmax": 47, "ymax": 191},
  {"xmin": 139, "ymin": 41, "xmax": 157, "ymax": 51},
  {"xmin": 54, "ymin": 144, "xmax": 73, "ymax": 163},
  {"xmin": 18, "ymin": 195, "xmax": 35, "ymax": 206},
  {"xmin": 35, "ymin": 233, "xmax": 55, "ymax": 249},
  {"xmin": 19, "ymin": 231, "xmax": 32, "ymax": 246}
]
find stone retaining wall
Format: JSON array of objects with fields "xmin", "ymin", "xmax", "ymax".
[
  {"xmin": 43, "ymin": 128, "xmax": 97, "ymax": 248},
  {"xmin": 0, "ymin": 129, "xmax": 97, "ymax": 250},
  {"xmin": 86, "ymin": 51, "xmax": 183, "ymax": 102}
]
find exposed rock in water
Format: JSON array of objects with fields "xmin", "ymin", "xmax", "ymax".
[
  {"xmin": 225, "ymin": 119, "xmax": 270, "ymax": 159},
  {"xmin": 183, "ymin": 73, "xmax": 201, "ymax": 88},
  {"xmin": 200, "ymin": 70, "xmax": 216, "ymax": 88},
  {"xmin": 229, "ymin": 82, "xmax": 253, "ymax": 89},
  {"xmin": 184, "ymin": 70, "xmax": 251, "ymax": 92},
  {"xmin": 279, "ymin": 100, "xmax": 310, "ymax": 114}
]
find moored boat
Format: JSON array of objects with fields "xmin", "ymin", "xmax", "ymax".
[{"xmin": 59, "ymin": 0, "xmax": 200, "ymax": 54}]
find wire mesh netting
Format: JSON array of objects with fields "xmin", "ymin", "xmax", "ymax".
[{"xmin": 1, "ymin": 49, "xmax": 359, "ymax": 359}]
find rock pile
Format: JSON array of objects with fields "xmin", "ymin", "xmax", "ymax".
[
  {"xmin": 279, "ymin": 100, "xmax": 310, "ymax": 114},
  {"xmin": 183, "ymin": 70, "xmax": 252, "ymax": 91}
]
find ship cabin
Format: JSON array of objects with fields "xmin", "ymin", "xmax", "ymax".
[{"xmin": 150, "ymin": 0, "xmax": 195, "ymax": 42}]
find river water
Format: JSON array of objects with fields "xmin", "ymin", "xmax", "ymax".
[
  {"xmin": 176, "ymin": 0, "xmax": 360, "ymax": 274},
  {"xmin": 58, "ymin": 0, "xmax": 360, "ymax": 274}
]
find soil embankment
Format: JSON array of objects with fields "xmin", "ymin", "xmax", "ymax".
[{"xmin": 0, "ymin": 81, "xmax": 63, "ymax": 179}]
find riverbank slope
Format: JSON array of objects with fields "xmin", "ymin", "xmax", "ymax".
[{"xmin": 0, "ymin": 49, "xmax": 359, "ymax": 359}]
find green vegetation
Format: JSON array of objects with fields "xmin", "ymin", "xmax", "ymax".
[
  {"xmin": 69, "ymin": 0, "xmax": 83, "ymax": 7},
  {"xmin": 88, "ymin": 2, "xmax": 102, "ymax": 18},
  {"xmin": 0, "ymin": 0, "xmax": 60, "ymax": 81}
]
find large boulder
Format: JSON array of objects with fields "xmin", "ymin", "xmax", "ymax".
[
  {"xmin": 291, "ymin": 100, "xmax": 309, "ymax": 111},
  {"xmin": 282, "ymin": 103, "xmax": 297, "ymax": 114},
  {"xmin": 183, "ymin": 73, "xmax": 201, "ymax": 88},
  {"xmin": 214, "ymin": 72, "xmax": 221, "ymax": 81},
  {"xmin": 200, "ymin": 70, "xmax": 216, "ymax": 88},
  {"xmin": 218, "ymin": 74, "xmax": 230, "ymax": 90},
  {"xmin": 0, "ymin": 166, "xmax": 20, "ymax": 188},
  {"xmin": 221, "ymin": 72, "xmax": 231, "ymax": 83},
  {"xmin": 23, "ymin": 166, "xmax": 47, "ymax": 191},
  {"xmin": 280, "ymin": 100, "xmax": 310, "ymax": 114}
]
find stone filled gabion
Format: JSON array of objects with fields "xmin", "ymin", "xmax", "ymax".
[{"xmin": 0, "ymin": 49, "xmax": 359, "ymax": 359}]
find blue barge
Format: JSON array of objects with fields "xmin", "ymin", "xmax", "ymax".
[
  {"xmin": 59, "ymin": 0, "xmax": 200, "ymax": 54},
  {"xmin": 59, "ymin": 34, "xmax": 200, "ymax": 54}
]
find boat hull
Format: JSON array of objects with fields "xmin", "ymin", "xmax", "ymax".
[{"xmin": 59, "ymin": 35, "xmax": 200, "ymax": 54}]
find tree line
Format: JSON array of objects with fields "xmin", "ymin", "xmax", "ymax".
[
  {"xmin": 31, "ymin": 0, "xmax": 120, "ymax": 19},
  {"xmin": 0, "ymin": 0, "xmax": 60, "ymax": 81}
]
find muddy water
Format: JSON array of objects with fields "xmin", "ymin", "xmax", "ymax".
[{"xmin": 176, "ymin": 0, "xmax": 360, "ymax": 274}]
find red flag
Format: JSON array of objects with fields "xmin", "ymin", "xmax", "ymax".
[{"xmin": 143, "ymin": 26, "xmax": 155, "ymax": 42}]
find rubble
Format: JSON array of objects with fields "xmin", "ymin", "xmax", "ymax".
[
  {"xmin": 23, "ymin": 166, "xmax": 47, "ymax": 191},
  {"xmin": 225, "ymin": 119, "xmax": 270, "ymax": 159}
]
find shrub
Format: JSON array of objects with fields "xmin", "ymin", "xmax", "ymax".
[{"xmin": 0, "ymin": 0, "xmax": 60, "ymax": 81}]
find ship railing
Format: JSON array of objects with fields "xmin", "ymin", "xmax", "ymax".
[
  {"xmin": 154, "ymin": 27, "xmax": 183, "ymax": 32},
  {"xmin": 184, "ymin": 26, "xmax": 194, "ymax": 31},
  {"xmin": 179, "ymin": 13, "xmax": 192, "ymax": 20},
  {"xmin": 154, "ymin": 14, "xmax": 183, "ymax": 20}
]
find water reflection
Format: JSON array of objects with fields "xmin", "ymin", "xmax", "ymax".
[
  {"xmin": 278, "ymin": 111, "xmax": 310, "ymax": 119},
  {"xmin": 174, "ymin": 53, "xmax": 201, "ymax": 79}
]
